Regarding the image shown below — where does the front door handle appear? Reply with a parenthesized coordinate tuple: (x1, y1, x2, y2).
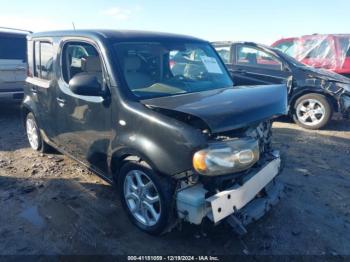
(231, 69, 247, 74)
(56, 97, 66, 107)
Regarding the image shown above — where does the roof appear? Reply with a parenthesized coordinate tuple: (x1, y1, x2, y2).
(212, 41, 234, 46)
(0, 27, 30, 36)
(29, 29, 206, 43)
(212, 41, 270, 48)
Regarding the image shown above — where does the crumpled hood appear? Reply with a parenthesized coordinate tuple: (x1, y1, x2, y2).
(141, 85, 288, 133)
(301, 66, 350, 84)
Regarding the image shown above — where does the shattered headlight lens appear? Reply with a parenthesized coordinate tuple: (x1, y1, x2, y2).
(193, 138, 260, 176)
(336, 82, 350, 92)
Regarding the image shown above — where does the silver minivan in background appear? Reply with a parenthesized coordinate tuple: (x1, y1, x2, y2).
(0, 28, 28, 103)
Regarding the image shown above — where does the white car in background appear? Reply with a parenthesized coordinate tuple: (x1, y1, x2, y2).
(0, 28, 29, 104)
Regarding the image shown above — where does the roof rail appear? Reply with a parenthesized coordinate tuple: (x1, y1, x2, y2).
(0, 27, 32, 34)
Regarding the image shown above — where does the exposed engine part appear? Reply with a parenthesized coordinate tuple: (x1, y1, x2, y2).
(211, 121, 273, 155)
(245, 121, 273, 154)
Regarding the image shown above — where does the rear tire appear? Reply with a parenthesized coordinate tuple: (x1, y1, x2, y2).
(118, 161, 175, 235)
(25, 112, 50, 153)
(293, 93, 332, 130)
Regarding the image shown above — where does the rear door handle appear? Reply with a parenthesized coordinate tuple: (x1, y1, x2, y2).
(56, 97, 66, 106)
(16, 66, 25, 71)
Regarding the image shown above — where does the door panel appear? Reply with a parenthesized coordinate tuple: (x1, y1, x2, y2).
(14, 62, 27, 82)
(56, 82, 112, 173)
(227, 63, 266, 85)
(0, 60, 18, 92)
(55, 41, 112, 174)
(231, 44, 291, 86)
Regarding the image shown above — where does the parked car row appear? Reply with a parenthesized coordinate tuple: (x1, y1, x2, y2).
(213, 41, 350, 129)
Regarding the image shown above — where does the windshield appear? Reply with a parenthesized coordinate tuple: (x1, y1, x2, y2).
(113, 42, 233, 99)
(274, 41, 296, 57)
(274, 48, 307, 67)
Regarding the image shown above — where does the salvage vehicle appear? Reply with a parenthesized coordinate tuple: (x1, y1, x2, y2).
(0, 27, 29, 104)
(213, 41, 350, 129)
(272, 34, 350, 78)
(23, 30, 287, 235)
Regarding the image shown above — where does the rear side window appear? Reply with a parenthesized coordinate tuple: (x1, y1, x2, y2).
(236, 45, 283, 70)
(34, 41, 54, 80)
(339, 37, 350, 58)
(0, 34, 27, 61)
(302, 39, 334, 60)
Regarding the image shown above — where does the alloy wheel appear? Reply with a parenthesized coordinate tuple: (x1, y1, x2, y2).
(26, 117, 40, 150)
(296, 99, 326, 127)
(123, 170, 161, 227)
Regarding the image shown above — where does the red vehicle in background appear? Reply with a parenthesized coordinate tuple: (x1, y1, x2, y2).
(272, 34, 350, 78)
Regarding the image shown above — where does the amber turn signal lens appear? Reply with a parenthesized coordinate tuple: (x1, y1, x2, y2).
(193, 151, 207, 172)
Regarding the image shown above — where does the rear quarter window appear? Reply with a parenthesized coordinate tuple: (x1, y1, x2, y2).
(34, 41, 54, 80)
(338, 37, 350, 58)
(0, 34, 27, 61)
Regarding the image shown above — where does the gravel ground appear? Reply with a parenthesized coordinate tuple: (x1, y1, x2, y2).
(0, 105, 349, 255)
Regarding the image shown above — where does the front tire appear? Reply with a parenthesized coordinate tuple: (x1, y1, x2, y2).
(293, 93, 332, 130)
(118, 161, 175, 235)
(25, 112, 50, 152)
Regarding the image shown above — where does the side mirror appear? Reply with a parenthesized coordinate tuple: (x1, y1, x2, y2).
(69, 74, 103, 96)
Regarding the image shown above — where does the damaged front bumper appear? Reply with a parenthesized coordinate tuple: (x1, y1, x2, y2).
(176, 152, 283, 230)
(340, 93, 350, 118)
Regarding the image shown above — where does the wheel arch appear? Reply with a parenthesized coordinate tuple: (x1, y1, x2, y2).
(21, 97, 41, 126)
(289, 89, 338, 114)
(21, 104, 31, 126)
(110, 148, 162, 183)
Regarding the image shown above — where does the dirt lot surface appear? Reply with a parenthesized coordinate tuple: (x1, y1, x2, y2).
(0, 105, 349, 255)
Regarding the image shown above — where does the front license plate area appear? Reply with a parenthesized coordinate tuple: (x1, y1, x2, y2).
(207, 158, 280, 223)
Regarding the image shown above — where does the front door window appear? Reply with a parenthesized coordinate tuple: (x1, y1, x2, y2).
(236, 45, 283, 71)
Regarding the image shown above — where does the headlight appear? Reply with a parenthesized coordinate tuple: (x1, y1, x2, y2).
(193, 138, 260, 176)
(336, 82, 350, 92)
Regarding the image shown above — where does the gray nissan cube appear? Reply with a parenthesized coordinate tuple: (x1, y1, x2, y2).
(23, 30, 288, 235)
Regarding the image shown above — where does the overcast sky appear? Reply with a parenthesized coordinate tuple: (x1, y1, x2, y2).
(1, 0, 349, 44)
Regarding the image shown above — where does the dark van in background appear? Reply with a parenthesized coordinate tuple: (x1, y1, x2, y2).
(0, 28, 28, 103)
